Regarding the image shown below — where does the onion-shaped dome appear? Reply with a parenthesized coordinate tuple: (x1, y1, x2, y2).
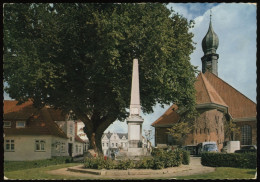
(202, 19, 219, 55)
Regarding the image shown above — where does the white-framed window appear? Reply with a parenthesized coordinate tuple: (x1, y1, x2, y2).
(16, 121, 26, 128)
(116, 143, 118, 147)
(112, 143, 114, 147)
(107, 143, 108, 147)
(76, 145, 78, 153)
(5, 139, 15, 151)
(61, 143, 65, 152)
(79, 146, 81, 153)
(4, 121, 11, 128)
(35, 140, 45, 151)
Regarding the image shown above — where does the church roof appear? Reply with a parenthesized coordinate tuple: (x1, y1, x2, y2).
(203, 72, 256, 118)
(195, 72, 228, 107)
(151, 71, 256, 127)
(151, 105, 179, 127)
(4, 100, 68, 139)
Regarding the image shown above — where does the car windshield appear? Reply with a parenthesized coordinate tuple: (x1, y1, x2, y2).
(204, 144, 217, 150)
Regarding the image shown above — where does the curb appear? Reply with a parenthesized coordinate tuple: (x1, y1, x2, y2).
(67, 165, 192, 176)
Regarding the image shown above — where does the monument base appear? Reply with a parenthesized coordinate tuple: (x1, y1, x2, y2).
(116, 148, 150, 160)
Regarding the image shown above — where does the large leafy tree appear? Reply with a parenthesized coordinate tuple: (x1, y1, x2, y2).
(4, 3, 197, 153)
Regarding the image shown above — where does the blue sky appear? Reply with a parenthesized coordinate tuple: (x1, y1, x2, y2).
(4, 3, 257, 146)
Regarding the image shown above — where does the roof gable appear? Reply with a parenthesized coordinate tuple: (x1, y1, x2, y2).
(151, 104, 180, 127)
(195, 72, 228, 107)
(204, 72, 256, 119)
(4, 100, 68, 139)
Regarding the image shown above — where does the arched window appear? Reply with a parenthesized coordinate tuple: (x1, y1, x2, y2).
(241, 125, 252, 145)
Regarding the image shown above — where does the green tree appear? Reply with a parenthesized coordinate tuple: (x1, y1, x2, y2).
(167, 121, 193, 145)
(4, 3, 197, 153)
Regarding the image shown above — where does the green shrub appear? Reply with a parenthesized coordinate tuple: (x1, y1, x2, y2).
(84, 149, 184, 170)
(181, 150, 190, 165)
(201, 152, 256, 169)
(137, 157, 154, 169)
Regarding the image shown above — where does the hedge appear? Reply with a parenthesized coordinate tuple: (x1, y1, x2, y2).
(84, 148, 189, 170)
(4, 156, 73, 172)
(201, 152, 256, 169)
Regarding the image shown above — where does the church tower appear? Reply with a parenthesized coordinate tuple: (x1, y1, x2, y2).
(201, 12, 219, 76)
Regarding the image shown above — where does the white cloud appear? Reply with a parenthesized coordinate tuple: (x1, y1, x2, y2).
(190, 3, 256, 102)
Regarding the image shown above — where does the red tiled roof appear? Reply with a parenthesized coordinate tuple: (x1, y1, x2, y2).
(195, 73, 228, 107)
(4, 100, 38, 120)
(4, 100, 68, 139)
(75, 135, 85, 143)
(151, 71, 256, 127)
(151, 105, 180, 127)
(204, 71, 256, 118)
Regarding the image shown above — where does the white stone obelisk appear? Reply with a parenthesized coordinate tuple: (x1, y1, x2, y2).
(127, 59, 144, 150)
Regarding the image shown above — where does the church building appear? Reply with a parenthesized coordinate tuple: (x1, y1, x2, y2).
(151, 15, 257, 151)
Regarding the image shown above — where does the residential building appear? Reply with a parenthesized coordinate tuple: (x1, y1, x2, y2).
(75, 121, 89, 152)
(101, 131, 149, 157)
(3, 100, 85, 161)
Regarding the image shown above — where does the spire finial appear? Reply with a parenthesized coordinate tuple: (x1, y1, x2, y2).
(210, 9, 212, 22)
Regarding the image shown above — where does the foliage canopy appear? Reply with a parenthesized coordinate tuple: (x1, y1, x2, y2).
(4, 3, 197, 152)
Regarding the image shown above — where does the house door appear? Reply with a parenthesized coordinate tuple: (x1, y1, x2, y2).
(68, 143, 73, 157)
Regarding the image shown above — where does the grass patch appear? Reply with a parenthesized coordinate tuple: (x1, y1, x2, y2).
(4, 164, 256, 180)
(4, 156, 73, 172)
(4, 163, 87, 180)
(175, 167, 256, 179)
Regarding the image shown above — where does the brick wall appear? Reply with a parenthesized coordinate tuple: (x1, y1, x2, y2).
(154, 109, 225, 151)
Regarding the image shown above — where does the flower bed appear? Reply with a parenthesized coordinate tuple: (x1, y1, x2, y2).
(84, 148, 190, 170)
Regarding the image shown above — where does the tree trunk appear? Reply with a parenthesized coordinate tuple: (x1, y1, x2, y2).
(75, 110, 117, 156)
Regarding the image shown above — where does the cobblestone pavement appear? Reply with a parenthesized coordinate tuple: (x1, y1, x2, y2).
(47, 156, 216, 179)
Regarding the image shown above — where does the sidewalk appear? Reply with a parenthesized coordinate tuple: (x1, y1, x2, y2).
(47, 157, 216, 179)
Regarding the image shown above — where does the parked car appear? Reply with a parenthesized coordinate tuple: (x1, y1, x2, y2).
(197, 142, 218, 155)
(234, 145, 257, 153)
(182, 145, 197, 155)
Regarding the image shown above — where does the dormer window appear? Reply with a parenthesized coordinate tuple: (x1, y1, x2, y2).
(16, 121, 26, 128)
(4, 121, 11, 128)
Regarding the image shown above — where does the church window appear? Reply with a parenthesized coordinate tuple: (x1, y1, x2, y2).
(241, 125, 252, 145)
